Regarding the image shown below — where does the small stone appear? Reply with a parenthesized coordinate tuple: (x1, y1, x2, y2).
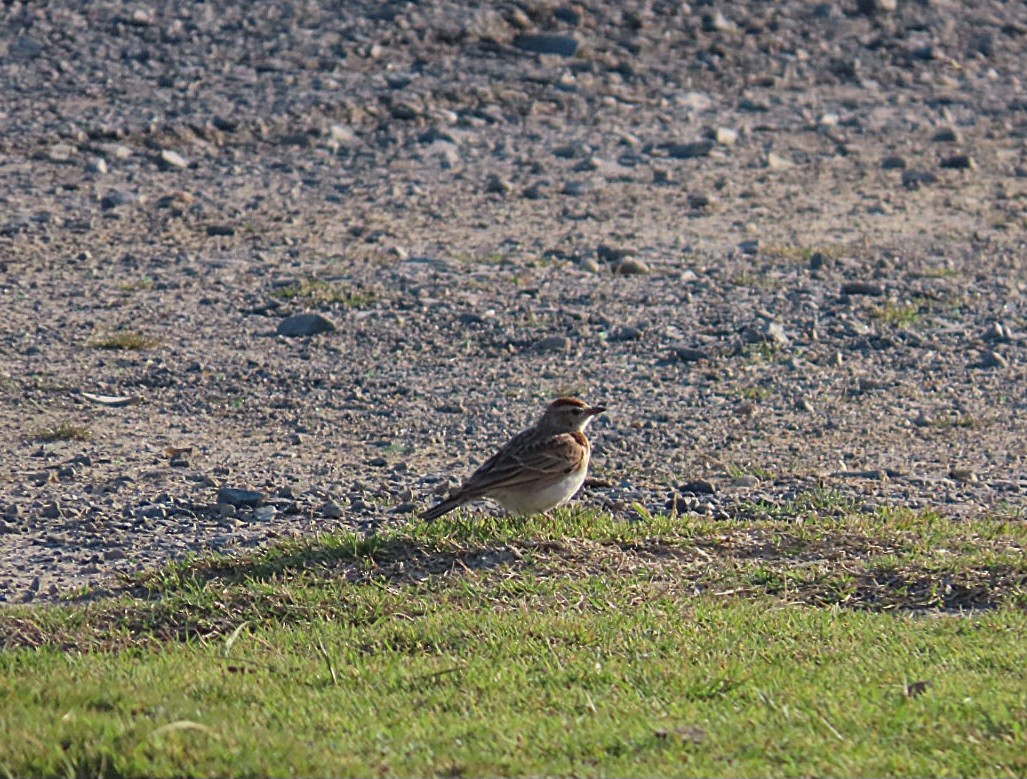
(983, 322, 1011, 342)
(667, 141, 714, 159)
(532, 335, 571, 353)
(100, 189, 138, 210)
(766, 152, 793, 170)
(731, 474, 761, 489)
(738, 239, 760, 256)
(808, 251, 829, 270)
(679, 479, 716, 495)
(391, 501, 418, 515)
(47, 143, 77, 163)
(688, 192, 714, 210)
(277, 312, 337, 337)
(902, 170, 937, 189)
(857, 0, 896, 14)
(579, 258, 601, 273)
(41, 502, 61, 519)
(840, 281, 884, 297)
(701, 11, 733, 32)
(217, 487, 264, 507)
(330, 124, 359, 145)
(512, 33, 579, 57)
(85, 157, 108, 174)
(10, 36, 44, 61)
(614, 258, 650, 275)
(319, 501, 344, 518)
(672, 346, 710, 362)
(206, 224, 235, 236)
(976, 350, 1008, 369)
(485, 174, 511, 195)
(252, 506, 276, 522)
(158, 150, 188, 169)
(948, 467, 978, 484)
(609, 325, 643, 342)
(881, 155, 907, 170)
(931, 128, 960, 143)
(796, 397, 815, 413)
(940, 154, 975, 170)
(766, 322, 789, 346)
(714, 127, 738, 146)
(597, 244, 630, 263)
(913, 410, 934, 427)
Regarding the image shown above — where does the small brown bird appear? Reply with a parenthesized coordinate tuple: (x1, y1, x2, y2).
(422, 397, 606, 521)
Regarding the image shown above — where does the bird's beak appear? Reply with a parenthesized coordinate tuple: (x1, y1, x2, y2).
(588, 405, 607, 416)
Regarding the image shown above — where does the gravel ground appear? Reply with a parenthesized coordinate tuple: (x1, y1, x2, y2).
(1, 0, 1025, 603)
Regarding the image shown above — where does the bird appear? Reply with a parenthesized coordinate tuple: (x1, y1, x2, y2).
(421, 397, 606, 521)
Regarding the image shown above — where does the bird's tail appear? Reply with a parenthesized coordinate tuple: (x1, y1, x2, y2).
(421, 494, 467, 522)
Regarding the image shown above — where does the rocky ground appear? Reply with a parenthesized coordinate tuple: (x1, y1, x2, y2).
(1, 0, 1025, 603)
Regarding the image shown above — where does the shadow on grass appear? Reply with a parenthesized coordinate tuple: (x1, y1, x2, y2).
(1, 515, 1024, 652)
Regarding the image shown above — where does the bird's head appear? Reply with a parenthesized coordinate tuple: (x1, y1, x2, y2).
(539, 397, 606, 434)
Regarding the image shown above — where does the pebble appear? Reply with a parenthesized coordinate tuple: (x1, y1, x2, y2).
(931, 128, 960, 143)
(277, 312, 337, 337)
(713, 127, 738, 145)
(940, 154, 975, 170)
(840, 281, 884, 297)
(976, 350, 1008, 369)
(679, 479, 716, 495)
(687, 192, 716, 210)
(217, 486, 264, 507)
(608, 325, 643, 342)
(731, 474, 761, 489)
(85, 157, 108, 174)
(667, 141, 713, 159)
(881, 155, 906, 170)
(485, 174, 512, 195)
(901, 170, 936, 189)
(100, 190, 138, 210)
(948, 468, 978, 484)
(614, 258, 650, 275)
(10, 35, 44, 61)
(857, 0, 896, 14)
(319, 501, 344, 518)
(766, 322, 790, 346)
(766, 152, 793, 170)
(983, 322, 1011, 342)
(252, 506, 276, 522)
(672, 346, 710, 362)
(532, 335, 571, 353)
(47, 143, 77, 163)
(512, 33, 579, 57)
(158, 150, 189, 170)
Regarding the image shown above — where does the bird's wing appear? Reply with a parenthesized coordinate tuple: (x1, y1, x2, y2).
(456, 432, 587, 498)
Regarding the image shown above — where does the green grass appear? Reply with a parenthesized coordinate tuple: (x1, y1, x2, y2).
(90, 331, 159, 350)
(270, 277, 375, 308)
(1, 509, 1024, 777)
(31, 421, 92, 442)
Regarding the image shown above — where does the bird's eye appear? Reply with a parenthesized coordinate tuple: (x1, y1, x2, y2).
(572, 408, 583, 415)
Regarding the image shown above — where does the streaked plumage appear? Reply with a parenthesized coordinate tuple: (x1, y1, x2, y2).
(422, 397, 606, 521)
